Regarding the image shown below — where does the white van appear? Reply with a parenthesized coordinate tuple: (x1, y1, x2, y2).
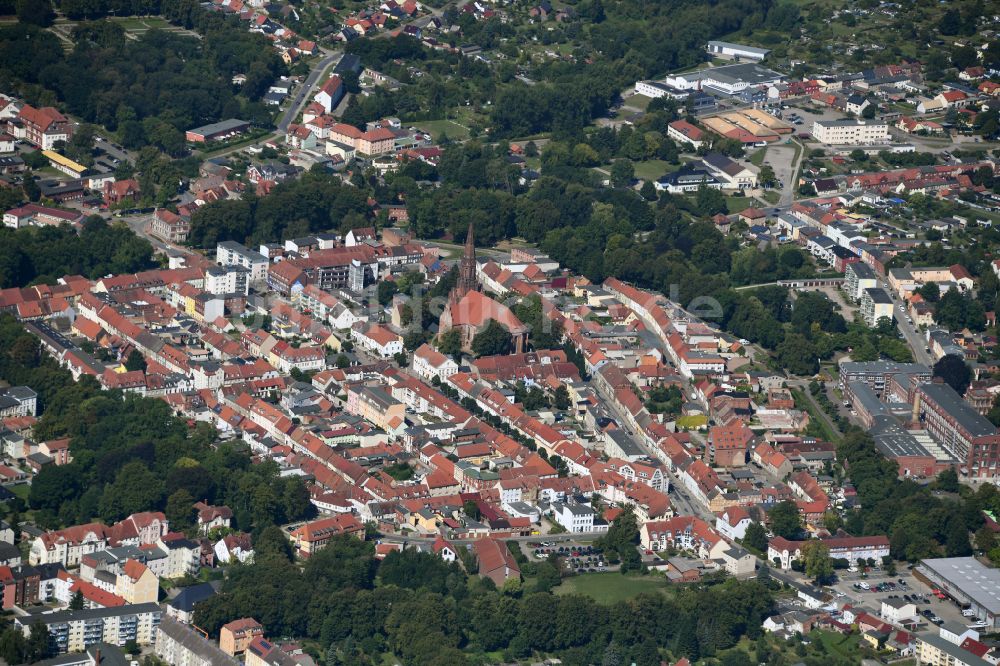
(858, 582, 870, 590)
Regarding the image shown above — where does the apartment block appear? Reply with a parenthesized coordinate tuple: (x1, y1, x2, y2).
(811, 119, 889, 145)
(16, 603, 161, 654)
(917, 382, 1000, 479)
(216, 241, 269, 283)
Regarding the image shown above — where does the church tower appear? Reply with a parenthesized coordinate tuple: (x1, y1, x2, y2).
(454, 222, 478, 300)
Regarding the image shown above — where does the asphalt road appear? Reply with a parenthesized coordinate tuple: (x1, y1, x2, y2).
(278, 50, 342, 132)
(885, 285, 933, 367)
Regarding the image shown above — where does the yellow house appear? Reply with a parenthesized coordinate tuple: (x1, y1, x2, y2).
(115, 559, 158, 604)
(861, 629, 887, 650)
(410, 508, 440, 531)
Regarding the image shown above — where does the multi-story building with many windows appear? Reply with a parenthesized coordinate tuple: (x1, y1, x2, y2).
(917, 382, 1000, 479)
(16, 603, 161, 654)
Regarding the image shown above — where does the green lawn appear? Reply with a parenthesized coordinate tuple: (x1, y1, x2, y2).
(415, 119, 471, 141)
(633, 159, 675, 182)
(749, 147, 768, 166)
(676, 414, 708, 429)
(812, 630, 866, 660)
(623, 94, 652, 111)
(555, 573, 667, 604)
(109, 16, 173, 30)
(725, 196, 754, 214)
(761, 190, 781, 205)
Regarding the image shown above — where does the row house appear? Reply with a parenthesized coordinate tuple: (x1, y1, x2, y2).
(29, 513, 169, 566)
(768, 535, 890, 569)
(639, 516, 728, 559)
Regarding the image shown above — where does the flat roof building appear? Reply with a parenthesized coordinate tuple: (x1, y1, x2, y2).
(839, 361, 931, 397)
(812, 119, 890, 146)
(860, 287, 894, 327)
(665, 63, 784, 95)
(917, 557, 1000, 628)
(186, 119, 250, 143)
(706, 40, 770, 62)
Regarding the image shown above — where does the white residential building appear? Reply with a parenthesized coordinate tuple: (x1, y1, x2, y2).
(351, 322, 403, 358)
(412, 344, 459, 382)
(216, 241, 269, 283)
(716, 506, 752, 541)
(205, 265, 250, 296)
(551, 501, 596, 533)
(811, 119, 889, 145)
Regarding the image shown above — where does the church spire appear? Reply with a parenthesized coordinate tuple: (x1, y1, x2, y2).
(455, 222, 478, 299)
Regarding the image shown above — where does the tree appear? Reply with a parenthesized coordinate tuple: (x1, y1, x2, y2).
(946, 519, 973, 557)
(975, 527, 997, 553)
(916, 281, 940, 302)
(768, 500, 802, 539)
(596, 505, 639, 565)
(69, 589, 85, 610)
(933, 354, 971, 395)
(609, 159, 634, 189)
(775, 333, 818, 376)
(16, 0, 54, 26)
(801, 540, 834, 583)
(471, 320, 513, 357)
(759, 164, 776, 188)
(165, 489, 195, 530)
(124, 349, 147, 372)
(99, 461, 165, 522)
(861, 103, 878, 119)
(934, 467, 959, 493)
(438, 329, 462, 358)
(0, 627, 25, 666)
(553, 384, 571, 410)
(695, 184, 727, 217)
(26, 622, 51, 663)
(22, 175, 40, 202)
(463, 499, 481, 521)
(743, 521, 768, 552)
(639, 180, 658, 201)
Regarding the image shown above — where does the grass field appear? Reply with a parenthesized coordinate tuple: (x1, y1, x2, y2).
(623, 94, 653, 111)
(749, 147, 768, 166)
(109, 16, 171, 29)
(555, 573, 667, 604)
(761, 190, 781, 205)
(416, 119, 471, 141)
(676, 414, 708, 429)
(725, 196, 753, 214)
(633, 159, 674, 182)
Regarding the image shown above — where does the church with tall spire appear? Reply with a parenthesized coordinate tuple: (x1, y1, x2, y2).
(453, 222, 479, 301)
(438, 222, 529, 354)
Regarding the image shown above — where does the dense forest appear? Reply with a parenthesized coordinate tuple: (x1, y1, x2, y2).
(0, 217, 155, 289)
(186, 172, 372, 248)
(194, 539, 776, 666)
(0, 1, 284, 154)
(0, 315, 314, 531)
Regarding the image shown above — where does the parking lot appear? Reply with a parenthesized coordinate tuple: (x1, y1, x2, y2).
(826, 567, 978, 631)
(523, 541, 619, 574)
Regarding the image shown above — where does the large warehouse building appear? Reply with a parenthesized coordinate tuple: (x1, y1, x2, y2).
(916, 557, 1000, 628)
(185, 119, 250, 143)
